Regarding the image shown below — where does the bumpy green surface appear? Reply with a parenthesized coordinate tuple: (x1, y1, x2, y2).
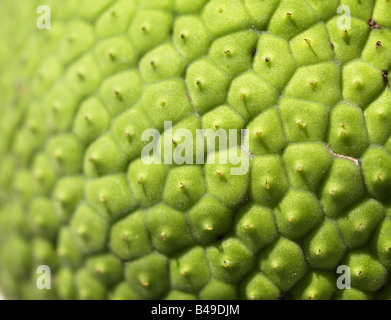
(0, 0, 390, 300)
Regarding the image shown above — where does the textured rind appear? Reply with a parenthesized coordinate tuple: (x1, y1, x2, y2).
(0, 0, 390, 300)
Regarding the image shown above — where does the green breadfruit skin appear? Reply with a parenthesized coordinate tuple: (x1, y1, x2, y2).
(0, 0, 391, 301)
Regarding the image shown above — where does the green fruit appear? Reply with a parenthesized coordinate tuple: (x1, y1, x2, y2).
(0, 0, 391, 300)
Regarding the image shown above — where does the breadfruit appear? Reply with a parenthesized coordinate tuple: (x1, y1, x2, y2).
(0, 0, 391, 300)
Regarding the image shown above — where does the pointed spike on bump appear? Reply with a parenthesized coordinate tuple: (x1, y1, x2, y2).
(95, 268, 102, 275)
(215, 170, 225, 177)
(76, 71, 85, 80)
(161, 233, 167, 241)
(179, 182, 185, 189)
(265, 180, 271, 190)
(140, 279, 149, 287)
(296, 120, 306, 128)
(339, 129, 347, 137)
(54, 150, 62, 160)
(382, 70, 389, 86)
(35, 171, 43, 181)
(56, 249, 65, 257)
(304, 39, 312, 45)
(77, 226, 87, 237)
(108, 51, 115, 61)
(56, 194, 65, 203)
(377, 109, 385, 117)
